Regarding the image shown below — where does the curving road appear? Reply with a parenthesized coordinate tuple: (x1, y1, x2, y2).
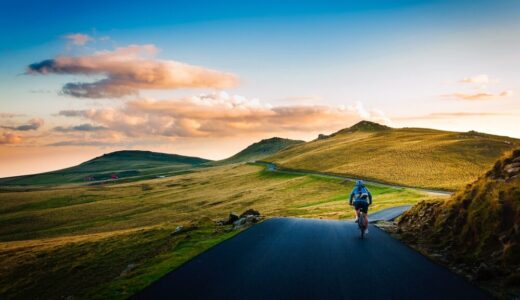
(133, 217, 489, 299)
(368, 205, 412, 222)
(256, 162, 453, 196)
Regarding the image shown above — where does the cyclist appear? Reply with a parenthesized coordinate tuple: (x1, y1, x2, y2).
(349, 180, 372, 232)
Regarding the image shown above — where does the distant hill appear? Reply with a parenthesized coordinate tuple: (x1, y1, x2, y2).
(398, 149, 520, 298)
(0, 136, 305, 186)
(216, 137, 304, 164)
(266, 120, 520, 190)
(0, 150, 211, 186)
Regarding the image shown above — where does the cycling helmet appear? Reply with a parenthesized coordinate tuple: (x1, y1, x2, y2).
(356, 180, 365, 186)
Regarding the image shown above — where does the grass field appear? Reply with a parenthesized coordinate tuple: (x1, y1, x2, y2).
(266, 121, 519, 190)
(0, 163, 438, 299)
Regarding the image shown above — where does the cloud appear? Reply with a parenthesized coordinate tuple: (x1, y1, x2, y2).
(48, 140, 114, 147)
(0, 113, 24, 118)
(0, 133, 22, 144)
(394, 112, 509, 121)
(1, 118, 44, 131)
(447, 90, 513, 101)
(27, 45, 238, 98)
(58, 92, 390, 138)
(448, 74, 513, 100)
(64, 33, 92, 46)
(346, 102, 392, 125)
(450, 92, 494, 100)
(499, 90, 513, 97)
(459, 74, 490, 84)
(54, 123, 108, 132)
(58, 110, 85, 117)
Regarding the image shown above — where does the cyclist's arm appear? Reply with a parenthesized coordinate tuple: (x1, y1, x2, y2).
(349, 190, 355, 205)
(368, 191, 373, 205)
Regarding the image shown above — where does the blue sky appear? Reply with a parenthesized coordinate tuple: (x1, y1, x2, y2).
(0, 0, 519, 176)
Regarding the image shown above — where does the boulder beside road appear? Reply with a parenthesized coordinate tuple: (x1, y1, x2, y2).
(217, 209, 263, 229)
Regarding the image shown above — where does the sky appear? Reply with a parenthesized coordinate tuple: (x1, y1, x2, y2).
(0, 0, 519, 177)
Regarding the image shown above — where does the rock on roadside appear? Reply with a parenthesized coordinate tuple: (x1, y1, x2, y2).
(217, 209, 263, 229)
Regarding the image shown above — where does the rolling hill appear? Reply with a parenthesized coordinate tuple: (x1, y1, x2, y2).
(216, 137, 304, 165)
(0, 163, 431, 299)
(0, 137, 304, 186)
(265, 121, 520, 190)
(397, 148, 520, 298)
(0, 150, 211, 186)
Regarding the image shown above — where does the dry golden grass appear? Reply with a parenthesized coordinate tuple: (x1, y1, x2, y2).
(397, 149, 520, 298)
(267, 127, 519, 190)
(0, 163, 437, 299)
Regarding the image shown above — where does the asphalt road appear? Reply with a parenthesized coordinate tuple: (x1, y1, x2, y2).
(369, 205, 412, 222)
(134, 218, 489, 300)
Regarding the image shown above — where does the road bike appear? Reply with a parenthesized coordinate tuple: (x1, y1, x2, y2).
(357, 210, 368, 239)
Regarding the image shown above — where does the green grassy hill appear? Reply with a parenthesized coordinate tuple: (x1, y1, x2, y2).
(265, 121, 519, 190)
(0, 150, 211, 186)
(215, 137, 304, 165)
(397, 149, 520, 298)
(0, 137, 305, 186)
(0, 163, 433, 299)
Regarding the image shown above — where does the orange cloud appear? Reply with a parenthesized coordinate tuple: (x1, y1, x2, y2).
(447, 90, 513, 101)
(0, 113, 24, 118)
(64, 33, 92, 46)
(27, 45, 238, 98)
(57, 93, 389, 138)
(499, 90, 513, 97)
(451, 92, 494, 100)
(0, 133, 22, 144)
(459, 74, 490, 84)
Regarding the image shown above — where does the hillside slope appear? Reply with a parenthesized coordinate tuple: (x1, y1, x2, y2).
(0, 163, 430, 299)
(216, 137, 304, 164)
(0, 150, 211, 186)
(397, 149, 520, 298)
(266, 121, 519, 190)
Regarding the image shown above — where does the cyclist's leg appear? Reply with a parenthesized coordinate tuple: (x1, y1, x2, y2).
(353, 201, 361, 222)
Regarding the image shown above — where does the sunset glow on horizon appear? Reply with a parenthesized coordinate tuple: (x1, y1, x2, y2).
(1, 0, 519, 177)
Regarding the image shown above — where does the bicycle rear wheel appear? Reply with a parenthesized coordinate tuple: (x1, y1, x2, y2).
(359, 212, 366, 239)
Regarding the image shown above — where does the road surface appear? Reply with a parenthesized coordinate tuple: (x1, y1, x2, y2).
(134, 218, 488, 299)
(369, 205, 412, 222)
(256, 162, 452, 196)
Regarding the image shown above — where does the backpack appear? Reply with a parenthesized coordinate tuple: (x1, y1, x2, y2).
(356, 186, 368, 201)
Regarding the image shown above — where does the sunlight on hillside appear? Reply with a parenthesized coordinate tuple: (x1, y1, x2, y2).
(268, 126, 519, 190)
(0, 164, 436, 299)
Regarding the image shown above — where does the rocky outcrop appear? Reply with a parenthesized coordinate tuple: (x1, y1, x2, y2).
(239, 209, 260, 218)
(217, 209, 263, 229)
(316, 134, 330, 140)
(487, 149, 520, 181)
(170, 225, 185, 236)
(222, 213, 239, 225)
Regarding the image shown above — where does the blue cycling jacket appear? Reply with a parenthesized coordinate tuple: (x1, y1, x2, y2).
(349, 184, 372, 205)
